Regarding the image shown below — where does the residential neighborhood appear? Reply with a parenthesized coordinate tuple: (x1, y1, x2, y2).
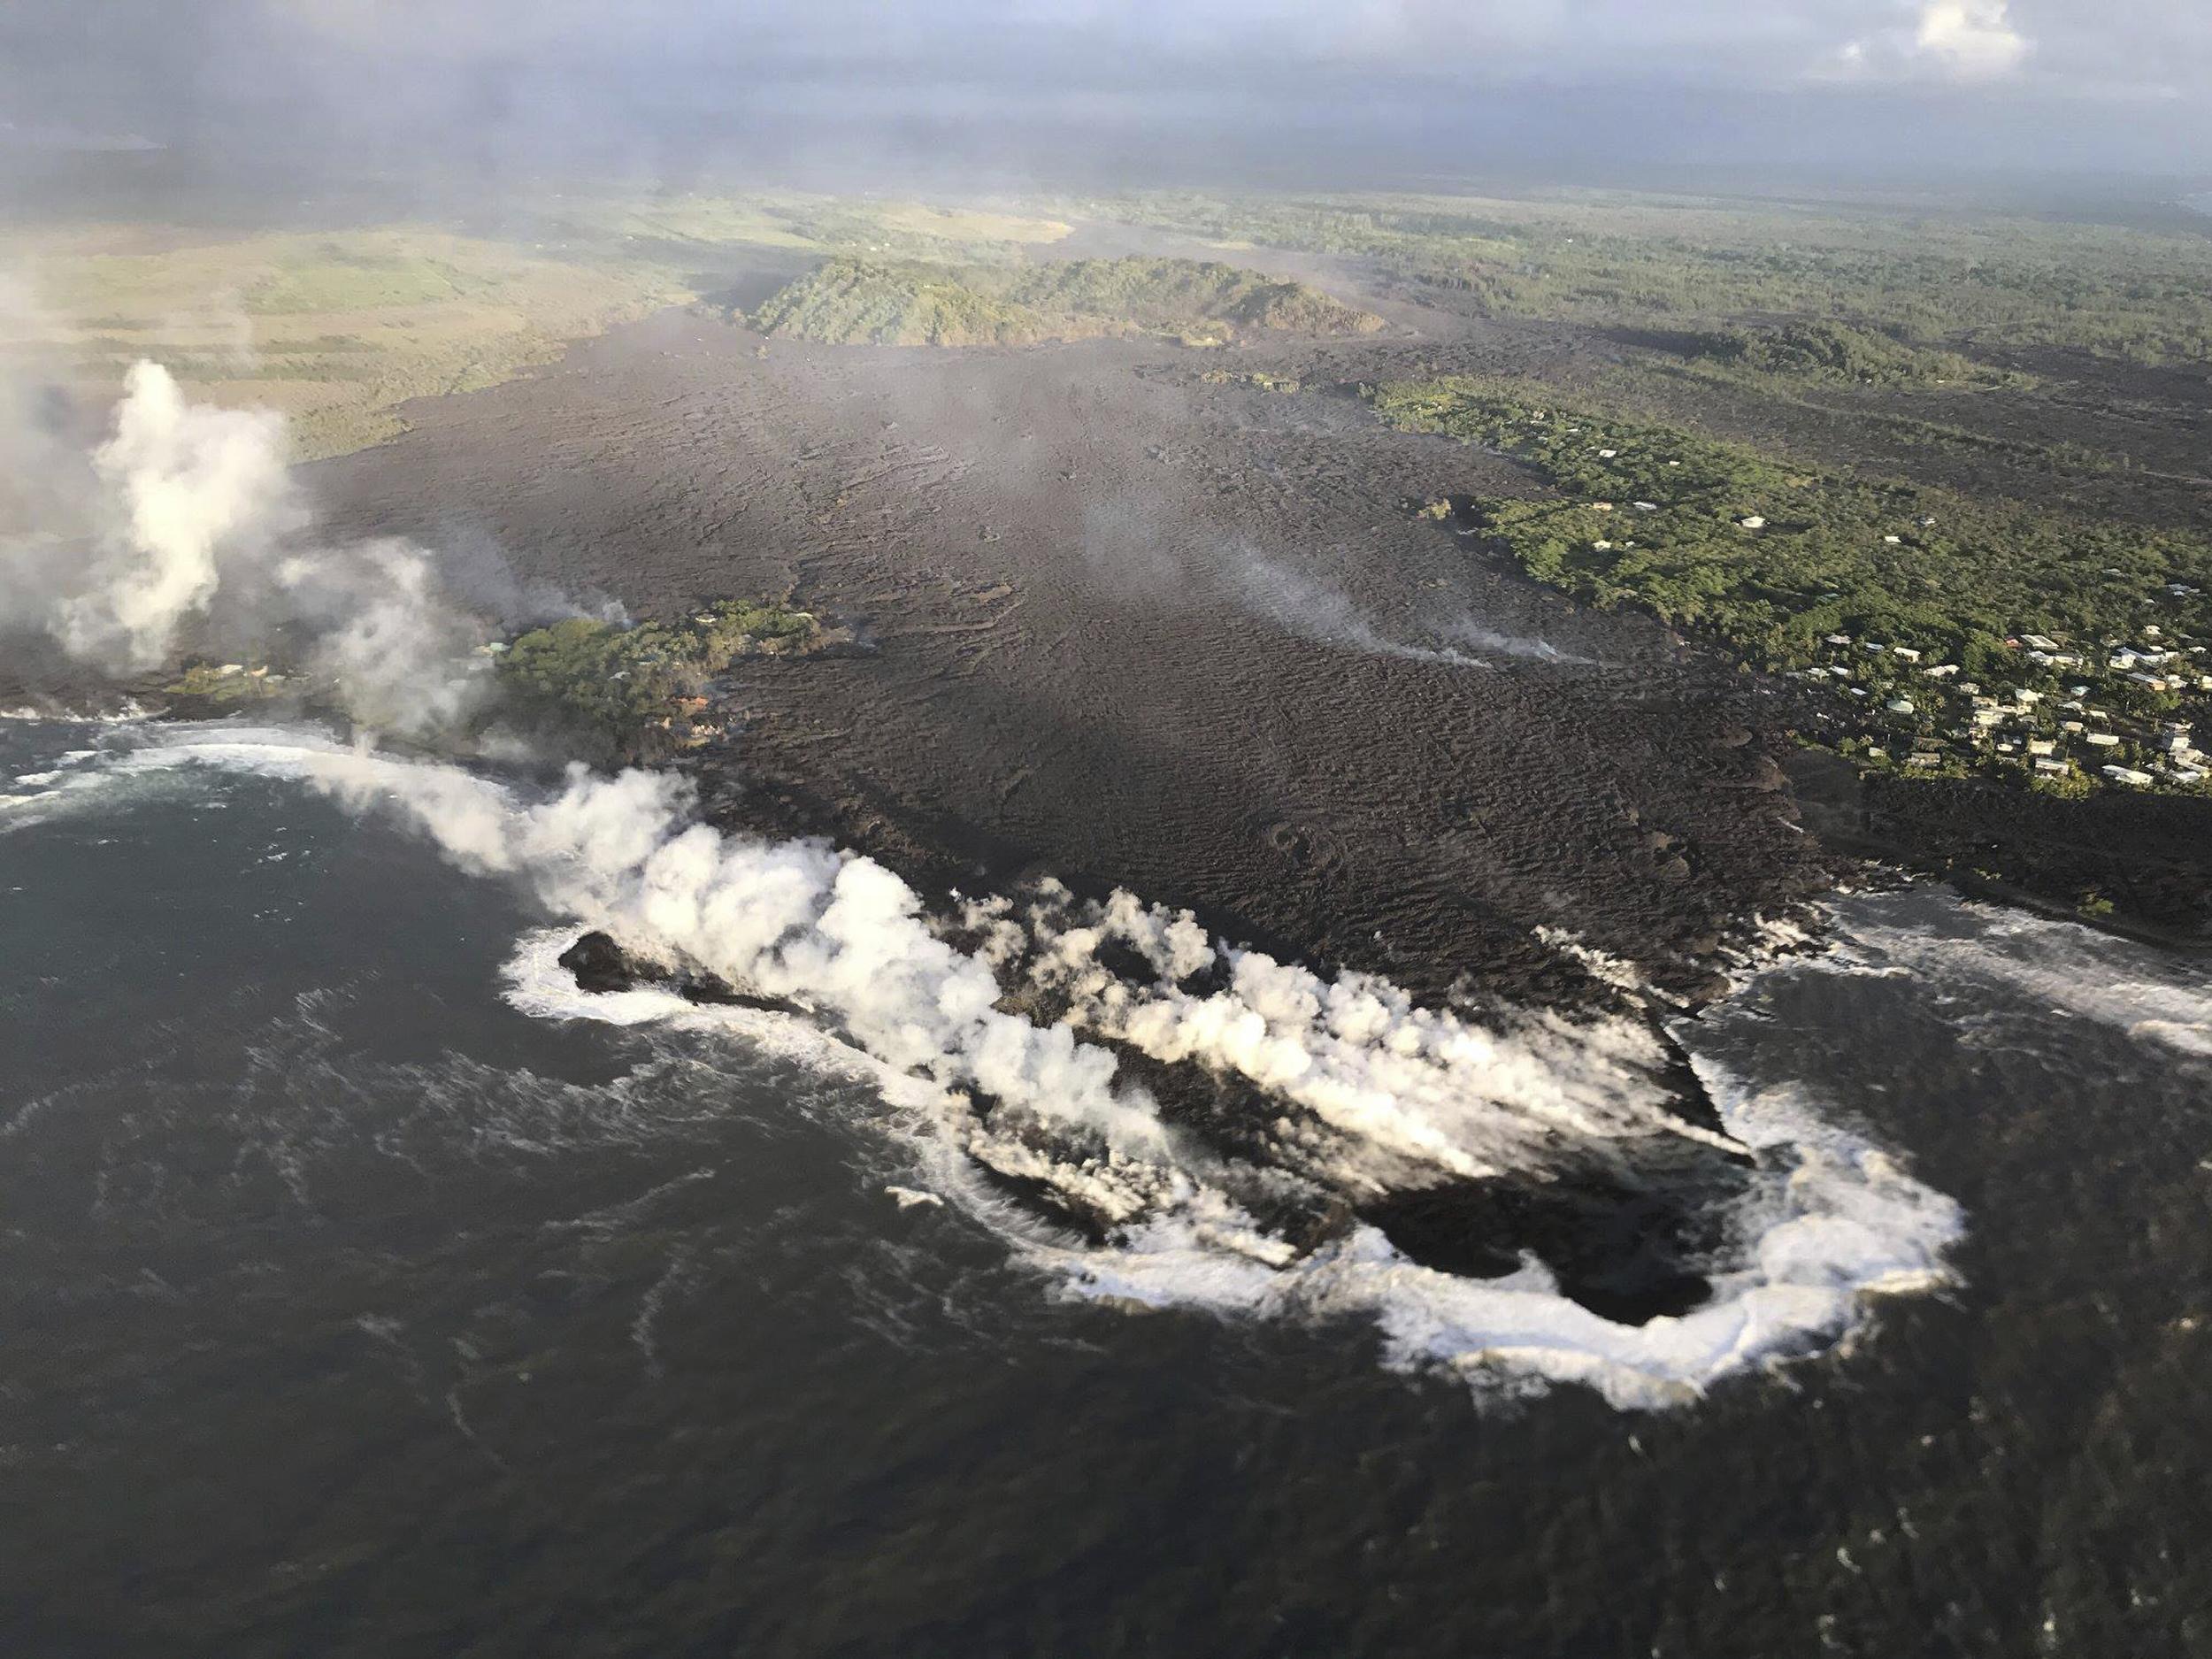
(1795, 609, 2212, 794)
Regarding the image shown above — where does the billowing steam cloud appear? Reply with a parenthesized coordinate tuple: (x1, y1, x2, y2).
(55, 362, 302, 669)
(1, 360, 498, 736)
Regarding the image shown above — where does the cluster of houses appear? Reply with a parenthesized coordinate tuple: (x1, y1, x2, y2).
(1797, 607, 2212, 793)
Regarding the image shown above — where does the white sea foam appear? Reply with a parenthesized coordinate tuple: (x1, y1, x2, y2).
(1813, 893, 2212, 1061)
(73, 725, 1969, 1409)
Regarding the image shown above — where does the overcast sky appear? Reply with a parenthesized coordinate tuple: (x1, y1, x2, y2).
(4, 1, 2208, 190)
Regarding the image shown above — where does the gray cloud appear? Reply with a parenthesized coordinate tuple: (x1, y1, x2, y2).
(2, 1, 2208, 187)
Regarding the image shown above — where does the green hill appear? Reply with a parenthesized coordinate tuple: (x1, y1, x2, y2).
(750, 256, 1386, 347)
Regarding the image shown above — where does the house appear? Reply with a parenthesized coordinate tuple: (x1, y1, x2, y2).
(2027, 739, 2056, 757)
(1598, 449, 1617, 458)
(2013, 688, 2040, 706)
(2128, 673, 2173, 692)
(1892, 646, 1922, 664)
(2170, 765, 2207, 784)
(1883, 534, 1902, 545)
(1923, 662, 1960, 679)
(1738, 515, 1766, 529)
(1907, 751, 1939, 768)
(1886, 698, 1916, 714)
(1592, 540, 1614, 551)
(1590, 502, 1615, 512)
(2062, 720, 2086, 733)
(2023, 634, 2060, 652)
(1824, 634, 1854, 647)
(1916, 514, 1939, 527)
(1863, 641, 1889, 655)
(2102, 765, 2154, 786)
(2085, 732, 2121, 747)
(1631, 501, 1659, 512)
(2034, 757, 2069, 776)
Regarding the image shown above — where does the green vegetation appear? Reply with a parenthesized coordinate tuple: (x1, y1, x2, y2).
(495, 601, 823, 760)
(1084, 190, 2212, 366)
(750, 257, 1384, 347)
(162, 663, 289, 705)
(1656, 320, 2006, 388)
(1199, 367, 1303, 393)
(1367, 375, 2212, 667)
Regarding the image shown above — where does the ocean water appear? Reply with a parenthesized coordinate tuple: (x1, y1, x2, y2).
(4, 716, 2210, 1657)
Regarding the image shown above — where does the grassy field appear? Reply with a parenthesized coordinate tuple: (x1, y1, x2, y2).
(6, 227, 692, 459)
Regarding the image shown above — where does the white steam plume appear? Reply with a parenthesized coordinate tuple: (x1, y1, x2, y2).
(56, 362, 302, 670)
(990, 884, 1745, 1192)
(280, 539, 492, 738)
(1229, 555, 1578, 667)
(165, 741, 1173, 1157)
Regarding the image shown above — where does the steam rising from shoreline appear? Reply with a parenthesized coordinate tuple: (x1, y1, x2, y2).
(77, 726, 1963, 1408)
